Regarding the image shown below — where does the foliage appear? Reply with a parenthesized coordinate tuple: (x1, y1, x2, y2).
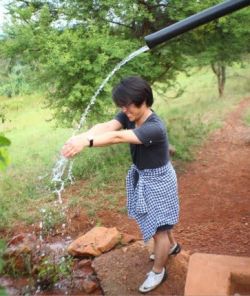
(172, 0, 250, 96)
(0, 134, 11, 170)
(0, 1, 201, 124)
(169, 0, 250, 62)
(0, 0, 249, 121)
(0, 62, 36, 97)
(36, 255, 74, 290)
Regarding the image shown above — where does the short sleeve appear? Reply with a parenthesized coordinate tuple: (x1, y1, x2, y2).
(133, 122, 165, 147)
(114, 112, 128, 129)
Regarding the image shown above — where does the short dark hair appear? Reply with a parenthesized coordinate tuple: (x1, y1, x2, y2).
(112, 76, 153, 108)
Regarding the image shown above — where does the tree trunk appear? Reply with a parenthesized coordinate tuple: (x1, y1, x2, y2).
(211, 62, 226, 97)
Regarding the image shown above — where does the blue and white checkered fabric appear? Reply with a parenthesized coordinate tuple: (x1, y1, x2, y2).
(126, 161, 179, 242)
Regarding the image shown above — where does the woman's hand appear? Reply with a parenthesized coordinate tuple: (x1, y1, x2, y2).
(61, 133, 88, 158)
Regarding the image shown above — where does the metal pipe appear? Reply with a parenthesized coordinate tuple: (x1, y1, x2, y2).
(144, 0, 250, 49)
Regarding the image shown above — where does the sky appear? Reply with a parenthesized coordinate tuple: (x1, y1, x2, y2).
(0, 0, 9, 33)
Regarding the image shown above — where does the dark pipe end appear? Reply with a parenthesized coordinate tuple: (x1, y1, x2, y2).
(144, 0, 250, 49)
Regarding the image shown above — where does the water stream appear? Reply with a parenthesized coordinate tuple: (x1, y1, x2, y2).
(51, 45, 149, 203)
(36, 45, 150, 242)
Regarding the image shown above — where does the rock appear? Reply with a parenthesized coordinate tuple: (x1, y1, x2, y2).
(54, 277, 100, 295)
(120, 233, 139, 245)
(93, 241, 150, 296)
(0, 276, 27, 296)
(4, 239, 35, 272)
(68, 227, 121, 257)
(93, 242, 189, 296)
(122, 247, 128, 253)
(7, 233, 35, 247)
(73, 266, 94, 278)
(6, 232, 36, 246)
(4, 234, 71, 276)
(82, 279, 99, 293)
(77, 259, 92, 269)
(3, 233, 103, 295)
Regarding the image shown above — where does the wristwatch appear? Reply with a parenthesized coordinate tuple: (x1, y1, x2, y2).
(87, 135, 94, 147)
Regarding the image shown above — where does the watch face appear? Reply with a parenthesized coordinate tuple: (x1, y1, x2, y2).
(87, 137, 93, 147)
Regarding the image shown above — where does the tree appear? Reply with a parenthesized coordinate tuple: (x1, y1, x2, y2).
(1, 0, 186, 125)
(0, 0, 249, 126)
(196, 10, 249, 97)
(171, 0, 250, 96)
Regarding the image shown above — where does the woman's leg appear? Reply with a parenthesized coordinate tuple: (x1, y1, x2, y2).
(152, 230, 170, 273)
(139, 230, 169, 292)
(167, 229, 176, 246)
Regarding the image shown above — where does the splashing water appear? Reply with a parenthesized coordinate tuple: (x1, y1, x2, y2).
(51, 45, 149, 203)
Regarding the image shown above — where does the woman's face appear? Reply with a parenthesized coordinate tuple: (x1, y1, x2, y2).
(120, 102, 147, 122)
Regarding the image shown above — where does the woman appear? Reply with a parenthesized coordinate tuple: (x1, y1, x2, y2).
(62, 76, 180, 293)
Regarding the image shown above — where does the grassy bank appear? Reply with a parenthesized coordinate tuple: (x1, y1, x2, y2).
(0, 62, 250, 229)
(155, 63, 250, 159)
(0, 94, 72, 226)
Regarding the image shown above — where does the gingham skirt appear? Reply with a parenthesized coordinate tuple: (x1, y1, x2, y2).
(126, 161, 179, 242)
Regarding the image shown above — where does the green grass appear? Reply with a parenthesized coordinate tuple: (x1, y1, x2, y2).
(0, 61, 249, 230)
(154, 62, 250, 160)
(0, 94, 72, 227)
(0, 288, 7, 296)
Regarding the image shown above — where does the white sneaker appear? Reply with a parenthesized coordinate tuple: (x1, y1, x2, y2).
(139, 268, 167, 293)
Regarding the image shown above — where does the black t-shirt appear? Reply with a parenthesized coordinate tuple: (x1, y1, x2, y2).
(115, 111, 169, 170)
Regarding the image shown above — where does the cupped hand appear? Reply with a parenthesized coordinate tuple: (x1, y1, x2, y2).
(61, 134, 87, 158)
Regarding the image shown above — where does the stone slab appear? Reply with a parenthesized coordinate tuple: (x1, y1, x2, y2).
(184, 253, 250, 296)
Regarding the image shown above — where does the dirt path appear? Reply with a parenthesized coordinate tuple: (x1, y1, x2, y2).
(176, 98, 250, 257)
